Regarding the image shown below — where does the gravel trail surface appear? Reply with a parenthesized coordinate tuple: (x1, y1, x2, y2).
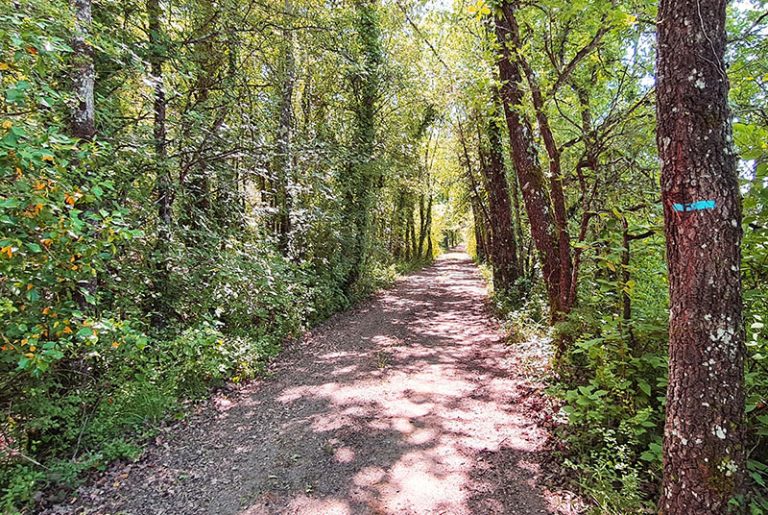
(55, 251, 576, 514)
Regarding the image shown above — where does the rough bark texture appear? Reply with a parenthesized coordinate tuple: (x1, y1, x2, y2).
(657, 0, 746, 512)
(494, 3, 562, 317)
(70, 0, 95, 141)
(481, 114, 520, 292)
(69, 0, 98, 309)
(509, 12, 572, 313)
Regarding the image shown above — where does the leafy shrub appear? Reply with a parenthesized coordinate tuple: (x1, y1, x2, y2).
(493, 280, 547, 343)
(563, 428, 654, 514)
(549, 228, 768, 512)
(0, 227, 416, 513)
(551, 310, 667, 509)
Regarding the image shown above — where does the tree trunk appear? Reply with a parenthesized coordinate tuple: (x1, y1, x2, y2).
(621, 218, 632, 323)
(512, 17, 573, 311)
(458, 119, 490, 263)
(494, 3, 563, 317)
(70, 0, 98, 309)
(657, 0, 746, 512)
(404, 200, 412, 261)
(418, 194, 427, 258)
(409, 203, 418, 260)
(148, 0, 171, 226)
(392, 191, 406, 259)
(471, 196, 487, 263)
(71, 0, 95, 141)
(509, 164, 526, 277)
(425, 193, 433, 258)
(480, 111, 520, 293)
(342, 0, 382, 291)
(147, 0, 173, 326)
(274, 0, 295, 254)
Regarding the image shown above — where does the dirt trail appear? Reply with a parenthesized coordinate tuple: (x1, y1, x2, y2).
(58, 251, 575, 514)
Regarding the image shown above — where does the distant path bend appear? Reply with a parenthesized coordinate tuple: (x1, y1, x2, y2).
(63, 251, 571, 514)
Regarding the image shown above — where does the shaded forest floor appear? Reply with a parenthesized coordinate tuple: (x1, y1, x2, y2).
(48, 251, 582, 514)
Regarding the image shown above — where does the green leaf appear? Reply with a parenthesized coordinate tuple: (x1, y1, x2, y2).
(638, 379, 651, 396)
(25, 242, 42, 253)
(0, 198, 20, 209)
(76, 327, 94, 338)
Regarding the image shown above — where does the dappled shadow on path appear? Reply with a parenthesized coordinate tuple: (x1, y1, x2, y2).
(62, 252, 557, 515)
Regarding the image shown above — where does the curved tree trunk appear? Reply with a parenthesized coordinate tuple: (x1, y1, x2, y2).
(513, 20, 572, 311)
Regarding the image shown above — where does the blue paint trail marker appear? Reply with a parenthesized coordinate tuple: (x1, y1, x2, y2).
(672, 199, 716, 213)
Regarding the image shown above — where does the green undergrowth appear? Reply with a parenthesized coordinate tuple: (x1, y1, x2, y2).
(552, 307, 666, 514)
(1, 249, 431, 513)
(489, 254, 768, 514)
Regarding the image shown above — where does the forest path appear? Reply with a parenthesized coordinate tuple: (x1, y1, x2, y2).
(63, 251, 570, 514)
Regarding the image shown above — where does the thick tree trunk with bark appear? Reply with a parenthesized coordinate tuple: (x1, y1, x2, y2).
(494, 3, 562, 316)
(480, 113, 520, 292)
(512, 19, 572, 311)
(69, 0, 98, 309)
(657, 0, 746, 512)
(71, 0, 95, 141)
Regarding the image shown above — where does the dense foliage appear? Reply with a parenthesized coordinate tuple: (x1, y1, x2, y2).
(3, 0, 768, 512)
(450, 0, 768, 512)
(0, 1, 452, 509)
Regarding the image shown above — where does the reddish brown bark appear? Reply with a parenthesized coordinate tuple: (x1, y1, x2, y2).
(657, 0, 746, 512)
(494, 3, 562, 317)
(512, 23, 572, 312)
